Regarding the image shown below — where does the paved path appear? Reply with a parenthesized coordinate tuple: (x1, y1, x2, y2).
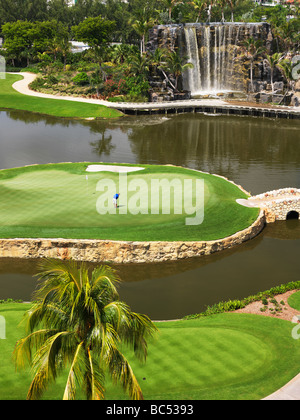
(10, 71, 300, 400)
(263, 373, 300, 400)
(11, 72, 228, 109)
(237, 194, 300, 208)
(11, 72, 300, 117)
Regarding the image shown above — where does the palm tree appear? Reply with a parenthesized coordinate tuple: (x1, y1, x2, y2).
(218, 0, 228, 22)
(131, 14, 156, 56)
(14, 259, 157, 400)
(277, 59, 295, 92)
(226, 0, 240, 22)
(127, 52, 151, 78)
(242, 37, 265, 93)
(265, 52, 284, 93)
(188, 0, 207, 23)
(161, 0, 183, 22)
(164, 50, 194, 91)
(148, 47, 172, 85)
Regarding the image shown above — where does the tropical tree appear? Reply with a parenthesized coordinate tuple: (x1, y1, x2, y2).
(277, 58, 295, 92)
(242, 37, 265, 93)
(14, 258, 157, 400)
(161, 0, 183, 22)
(226, 0, 240, 22)
(218, 0, 228, 22)
(46, 22, 71, 70)
(131, 13, 156, 56)
(164, 50, 194, 91)
(72, 16, 116, 67)
(148, 47, 174, 88)
(128, 52, 151, 77)
(2, 20, 34, 66)
(188, 0, 207, 23)
(265, 52, 284, 93)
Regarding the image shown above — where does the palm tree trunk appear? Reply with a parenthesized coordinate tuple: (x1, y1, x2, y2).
(161, 68, 176, 90)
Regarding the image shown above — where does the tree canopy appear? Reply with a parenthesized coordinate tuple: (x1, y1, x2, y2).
(14, 259, 158, 400)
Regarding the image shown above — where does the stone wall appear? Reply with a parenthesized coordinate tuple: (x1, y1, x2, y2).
(0, 210, 265, 264)
(251, 188, 300, 222)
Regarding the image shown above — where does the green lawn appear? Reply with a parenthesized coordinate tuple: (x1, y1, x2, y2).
(0, 162, 259, 241)
(1, 303, 299, 400)
(0, 73, 122, 119)
(288, 291, 300, 311)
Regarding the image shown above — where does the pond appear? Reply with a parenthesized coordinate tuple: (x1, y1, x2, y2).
(0, 108, 299, 319)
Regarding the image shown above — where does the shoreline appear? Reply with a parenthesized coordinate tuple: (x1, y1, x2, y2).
(0, 162, 264, 263)
(9, 72, 300, 120)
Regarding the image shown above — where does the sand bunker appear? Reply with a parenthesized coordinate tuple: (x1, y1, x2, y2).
(86, 164, 145, 173)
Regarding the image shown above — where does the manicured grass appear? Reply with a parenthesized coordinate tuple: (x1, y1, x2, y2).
(1, 303, 299, 400)
(0, 73, 122, 119)
(288, 291, 300, 311)
(0, 162, 259, 241)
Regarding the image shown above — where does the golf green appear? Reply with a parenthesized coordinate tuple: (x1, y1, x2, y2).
(0, 162, 259, 241)
(1, 304, 300, 400)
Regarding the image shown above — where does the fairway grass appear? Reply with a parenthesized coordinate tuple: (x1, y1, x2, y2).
(1, 303, 300, 400)
(0, 162, 259, 241)
(288, 291, 300, 311)
(0, 73, 122, 119)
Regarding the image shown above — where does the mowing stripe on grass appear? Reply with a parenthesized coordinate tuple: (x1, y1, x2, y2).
(0, 162, 259, 241)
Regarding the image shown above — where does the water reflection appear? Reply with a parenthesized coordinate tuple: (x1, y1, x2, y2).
(0, 221, 299, 320)
(1, 109, 299, 195)
(0, 109, 300, 319)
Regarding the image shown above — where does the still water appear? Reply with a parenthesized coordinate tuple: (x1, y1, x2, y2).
(0, 109, 299, 319)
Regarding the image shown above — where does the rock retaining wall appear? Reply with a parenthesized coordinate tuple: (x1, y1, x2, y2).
(0, 210, 265, 263)
(251, 188, 300, 222)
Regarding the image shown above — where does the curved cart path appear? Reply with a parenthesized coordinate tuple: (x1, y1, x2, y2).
(11, 71, 228, 108)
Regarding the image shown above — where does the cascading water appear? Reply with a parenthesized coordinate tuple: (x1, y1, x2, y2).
(183, 23, 247, 95)
(147, 22, 272, 97)
(184, 27, 202, 92)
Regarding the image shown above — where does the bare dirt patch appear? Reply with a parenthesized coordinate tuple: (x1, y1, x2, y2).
(235, 290, 300, 322)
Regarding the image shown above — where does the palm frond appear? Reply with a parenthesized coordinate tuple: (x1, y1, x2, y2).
(63, 341, 85, 400)
(85, 348, 105, 400)
(106, 346, 144, 400)
(16, 259, 157, 400)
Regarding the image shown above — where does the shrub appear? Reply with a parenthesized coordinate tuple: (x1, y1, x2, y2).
(124, 75, 150, 99)
(183, 281, 300, 320)
(30, 77, 45, 90)
(72, 71, 89, 86)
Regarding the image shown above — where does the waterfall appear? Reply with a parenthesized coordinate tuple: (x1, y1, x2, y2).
(184, 27, 202, 92)
(148, 22, 271, 96)
(182, 23, 263, 95)
(204, 26, 211, 91)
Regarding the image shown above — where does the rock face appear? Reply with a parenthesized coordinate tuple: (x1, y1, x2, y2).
(147, 22, 273, 96)
(0, 210, 265, 263)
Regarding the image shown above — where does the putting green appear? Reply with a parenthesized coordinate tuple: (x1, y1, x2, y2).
(2, 304, 300, 400)
(0, 162, 259, 241)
